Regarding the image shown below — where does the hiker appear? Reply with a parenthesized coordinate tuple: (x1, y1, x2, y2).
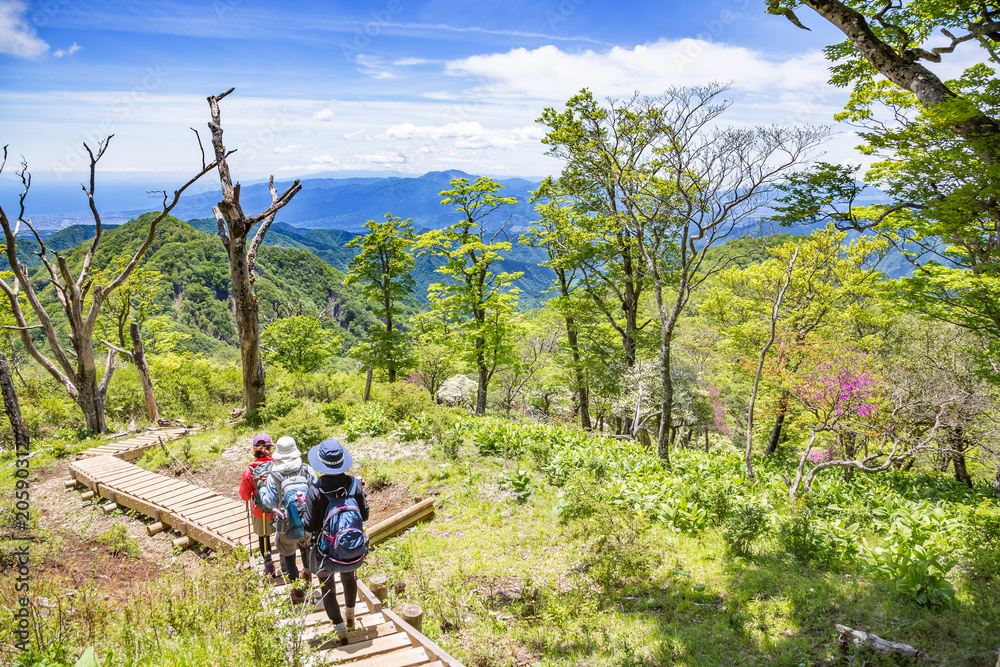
(238, 433, 276, 576)
(303, 438, 370, 640)
(259, 436, 316, 603)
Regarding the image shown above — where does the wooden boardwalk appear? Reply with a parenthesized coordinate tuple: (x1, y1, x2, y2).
(76, 427, 191, 462)
(68, 454, 253, 552)
(67, 451, 462, 666)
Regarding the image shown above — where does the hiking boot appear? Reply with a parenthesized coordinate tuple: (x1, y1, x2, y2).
(344, 607, 355, 629)
(333, 622, 348, 645)
(302, 570, 312, 585)
(289, 587, 306, 605)
(263, 559, 276, 577)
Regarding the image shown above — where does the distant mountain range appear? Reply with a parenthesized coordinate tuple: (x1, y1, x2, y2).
(12, 169, 544, 235)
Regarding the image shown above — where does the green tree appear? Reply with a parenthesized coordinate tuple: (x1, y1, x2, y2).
(417, 177, 522, 415)
(541, 85, 824, 462)
(93, 258, 163, 348)
(537, 90, 651, 368)
(525, 181, 595, 429)
(766, 0, 1000, 375)
(704, 227, 890, 472)
(260, 315, 339, 375)
(344, 213, 416, 383)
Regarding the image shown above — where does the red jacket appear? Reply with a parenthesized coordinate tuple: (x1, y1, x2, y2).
(239, 457, 274, 519)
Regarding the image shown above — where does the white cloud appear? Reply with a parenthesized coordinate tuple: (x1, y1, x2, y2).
(0, 0, 48, 58)
(446, 40, 835, 100)
(354, 151, 406, 164)
(378, 121, 545, 150)
(393, 57, 430, 66)
(273, 144, 307, 154)
(311, 154, 341, 165)
(53, 42, 81, 58)
(342, 129, 370, 142)
(313, 108, 335, 121)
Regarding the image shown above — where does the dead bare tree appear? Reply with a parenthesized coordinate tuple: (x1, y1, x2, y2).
(206, 88, 302, 415)
(0, 139, 219, 433)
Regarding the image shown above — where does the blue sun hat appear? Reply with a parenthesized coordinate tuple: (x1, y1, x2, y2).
(308, 438, 354, 475)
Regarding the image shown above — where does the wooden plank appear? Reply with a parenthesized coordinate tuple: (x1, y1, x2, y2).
(172, 497, 240, 519)
(171, 496, 237, 518)
(147, 487, 214, 506)
(318, 632, 411, 663)
(178, 503, 244, 525)
(382, 608, 462, 667)
(321, 646, 428, 667)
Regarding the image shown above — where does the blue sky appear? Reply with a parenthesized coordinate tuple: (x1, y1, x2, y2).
(0, 0, 902, 201)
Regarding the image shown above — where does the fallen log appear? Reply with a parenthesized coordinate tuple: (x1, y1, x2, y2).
(836, 624, 920, 661)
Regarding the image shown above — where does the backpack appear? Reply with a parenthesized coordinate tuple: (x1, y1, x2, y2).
(270, 465, 310, 541)
(250, 460, 273, 513)
(315, 478, 368, 572)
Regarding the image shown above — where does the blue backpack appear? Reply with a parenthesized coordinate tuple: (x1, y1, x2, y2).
(270, 465, 310, 541)
(315, 478, 368, 572)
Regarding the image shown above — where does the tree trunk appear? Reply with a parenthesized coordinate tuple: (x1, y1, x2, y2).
(472, 332, 489, 415)
(765, 391, 790, 456)
(565, 317, 591, 430)
(953, 452, 973, 489)
(130, 321, 159, 423)
(76, 371, 106, 434)
(801, 0, 1000, 164)
(363, 365, 373, 402)
(0, 351, 29, 454)
(657, 326, 673, 466)
(228, 234, 267, 415)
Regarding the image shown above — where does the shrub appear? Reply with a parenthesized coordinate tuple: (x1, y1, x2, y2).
(570, 503, 657, 593)
(95, 523, 141, 559)
(776, 514, 827, 564)
(257, 391, 299, 423)
(375, 382, 434, 421)
(272, 405, 328, 450)
(723, 504, 768, 556)
(959, 501, 1000, 583)
(343, 402, 390, 440)
(321, 401, 349, 426)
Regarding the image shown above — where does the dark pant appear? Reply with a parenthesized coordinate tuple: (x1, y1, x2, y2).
(280, 546, 310, 580)
(318, 570, 357, 625)
(257, 536, 272, 559)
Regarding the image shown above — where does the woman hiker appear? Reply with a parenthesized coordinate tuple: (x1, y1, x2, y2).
(259, 436, 316, 603)
(238, 433, 276, 576)
(303, 438, 370, 640)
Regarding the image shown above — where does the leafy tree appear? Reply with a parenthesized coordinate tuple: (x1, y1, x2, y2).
(704, 227, 890, 466)
(542, 85, 825, 462)
(345, 213, 416, 383)
(417, 177, 522, 415)
(766, 0, 1000, 375)
(92, 258, 163, 349)
(525, 181, 595, 428)
(537, 90, 651, 368)
(260, 315, 338, 375)
(409, 310, 460, 403)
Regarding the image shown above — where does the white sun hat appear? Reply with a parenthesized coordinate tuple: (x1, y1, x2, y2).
(272, 436, 302, 474)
